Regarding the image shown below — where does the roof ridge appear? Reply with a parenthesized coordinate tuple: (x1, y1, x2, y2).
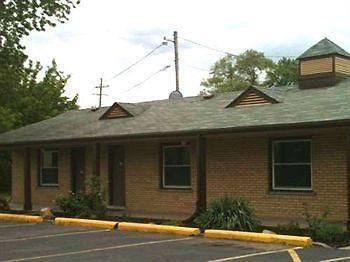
(298, 38, 350, 59)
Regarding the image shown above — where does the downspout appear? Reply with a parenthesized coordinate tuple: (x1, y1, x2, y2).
(183, 135, 207, 223)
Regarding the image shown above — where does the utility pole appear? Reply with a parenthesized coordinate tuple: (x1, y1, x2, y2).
(94, 78, 109, 108)
(173, 31, 180, 92)
(164, 31, 180, 92)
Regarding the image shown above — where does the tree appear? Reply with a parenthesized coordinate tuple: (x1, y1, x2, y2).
(201, 50, 274, 93)
(201, 50, 298, 93)
(0, 0, 80, 49)
(0, 0, 80, 193)
(0, 0, 80, 129)
(264, 57, 298, 87)
(15, 60, 79, 126)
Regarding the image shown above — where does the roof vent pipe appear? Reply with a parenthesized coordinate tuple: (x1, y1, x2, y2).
(169, 90, 183, 99)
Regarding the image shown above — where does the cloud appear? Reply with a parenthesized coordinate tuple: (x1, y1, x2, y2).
(22, 0, 350, 108)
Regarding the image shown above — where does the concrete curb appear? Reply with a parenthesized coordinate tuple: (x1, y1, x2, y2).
(0, 213, 43, 223)
(55, 217, 117, 230)
(118, 222, 201, 236)
(204, 229, 313, 247)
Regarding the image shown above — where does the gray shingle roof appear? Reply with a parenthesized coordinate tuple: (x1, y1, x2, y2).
(298, 38, 350, 59)
(1, 82, 350, 146)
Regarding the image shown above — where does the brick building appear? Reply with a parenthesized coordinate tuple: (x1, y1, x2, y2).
(1, 38, 350, 225)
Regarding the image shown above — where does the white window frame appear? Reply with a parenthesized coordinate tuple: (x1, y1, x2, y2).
(162, 145, 191, 189)
(272, 139, 312, 191)
(40, 149, 59, 187)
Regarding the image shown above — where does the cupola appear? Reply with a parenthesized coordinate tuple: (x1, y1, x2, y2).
(298, 38, 350, 89)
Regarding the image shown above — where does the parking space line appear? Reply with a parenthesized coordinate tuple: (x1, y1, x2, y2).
(3, 237, 192, 262)
(320, 257, 350, 262)
(0, 224, 36, 229)
(0, 229, 110, 243)
(207, 247, 303, 262)
(288, 248, 301, 262)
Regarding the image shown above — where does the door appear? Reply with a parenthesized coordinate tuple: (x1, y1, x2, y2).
(71, 147, 86, 193)
(108, 145, 125, 206)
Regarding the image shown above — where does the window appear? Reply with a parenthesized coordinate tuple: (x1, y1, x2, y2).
(39, 149, 58, 186)
(272, 139, 312, 191)
(162, 145, 191, 188)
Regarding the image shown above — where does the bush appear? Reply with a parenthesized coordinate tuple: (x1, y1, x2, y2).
(0, 197, 9, 211)
(194, 196, 259, 232)
(56, 176, 106, 219)
(272, 222, 307, 236)
(303, 205, 330, 239)
(302, 204, 348, 245)
(315, 224, 345, 244)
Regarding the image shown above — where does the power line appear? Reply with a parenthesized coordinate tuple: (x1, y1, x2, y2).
(121, 65, 171, 94)
(183, 63, 209, 72)
(182, 37, 232, 56)
(181, 37, 297, 58)
(109, 43, 167, 81)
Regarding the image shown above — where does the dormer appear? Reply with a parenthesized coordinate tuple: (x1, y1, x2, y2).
(226, 86, 279, 108)
(100, 102, 133, 120)
(298, 38, 350, 89)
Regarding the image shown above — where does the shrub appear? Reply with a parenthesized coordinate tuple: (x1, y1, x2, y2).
(0, 197, 9, 211)
(194, 196, 259, 232)
(272, 222, 307, 236)
(302, 204, 330, 239)
(56, 176, 106, 219)
(315, 224, 345, 244)
(302, 204, 348, 245)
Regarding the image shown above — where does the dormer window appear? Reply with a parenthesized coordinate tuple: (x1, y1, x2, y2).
(226, 86, 278, 108)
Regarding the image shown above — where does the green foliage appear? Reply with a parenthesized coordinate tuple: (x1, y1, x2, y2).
(315, 224, 345, 244)
(201, 54, 250, 93)
(0, 0, 80, 131)
(265, 58, 298, 87)
(303, 205, 330, 239)
(0, 197, 9, 211)
(15, 60, 78, 126)
(272, 222, 306, 236)
(56, 177, 107, 219)
(0, 0, 80, 49)
(302, 204, 348, 245)
(0, 1, 80, 191)
(194, 196, 259, 232)
(201, 51, 298, 93)
(234, 50, 274, 85)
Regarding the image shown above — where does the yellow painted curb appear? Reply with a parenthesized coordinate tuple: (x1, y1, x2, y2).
(118, 222, 201, 236)
(0, 213, 43, 223)
(204, 230, 313, 247)
(55, 217, 117, 230)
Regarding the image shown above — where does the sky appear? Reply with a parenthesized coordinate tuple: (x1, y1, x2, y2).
(23, 0, 350, 109)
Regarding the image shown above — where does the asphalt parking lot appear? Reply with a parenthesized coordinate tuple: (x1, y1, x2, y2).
(0, 221, 350, 262)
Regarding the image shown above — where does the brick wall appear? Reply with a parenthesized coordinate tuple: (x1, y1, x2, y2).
(10, 130, 349, 224)
(206, 131, 349, 224)
(30, 147, 71, 209)
(123, 140, 197, 218)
